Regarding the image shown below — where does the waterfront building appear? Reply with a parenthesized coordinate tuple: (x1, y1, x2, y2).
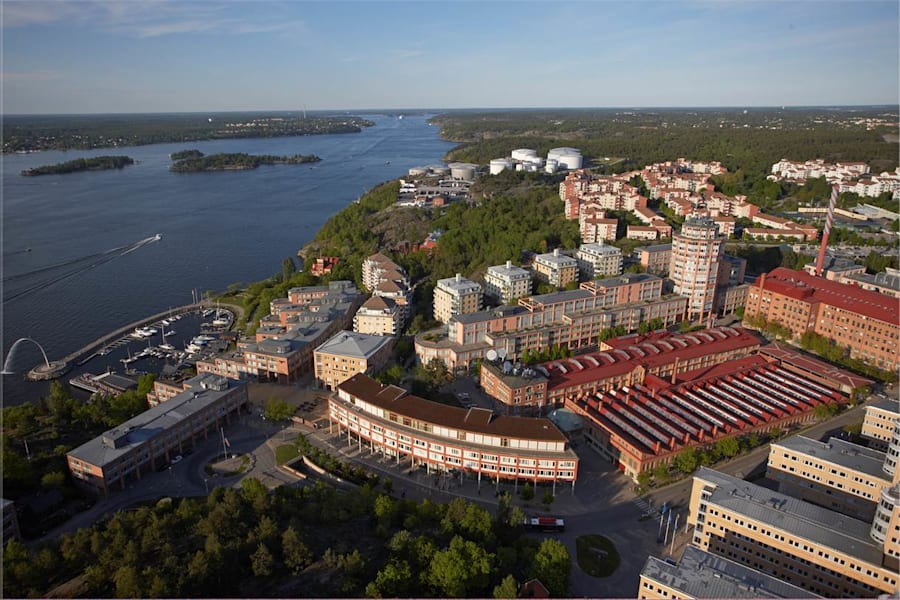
(575, 243, 623, 280)
(353, 295, 403, 336)
(638, 546, 820, 599)
(670, 216, 725, 322)
(862, 398, 900, 451)
(330, 373, 579, 491)
(533, 249, 578, 288)
(633, 243, 672, 276)
(744, 268, 900, 371)
(68, 374, 248, 495)
(434, 274, 483, 323)
(314, 330, 394, 391)
(688, 467, 899, 597)
(484, 261, 532, 304)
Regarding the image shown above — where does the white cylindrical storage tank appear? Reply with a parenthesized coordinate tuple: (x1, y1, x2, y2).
(548, 147, 583, 170)
(511, 148, 538, 162)
(545, 159, 558, 173)
(490, 158, 512, 175)
(408, 167, 428, 176)
(449, 162, 476, 181)
(428, 165, 450, 176)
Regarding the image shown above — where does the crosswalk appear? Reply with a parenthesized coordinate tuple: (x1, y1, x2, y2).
(633, 497, 658, 518)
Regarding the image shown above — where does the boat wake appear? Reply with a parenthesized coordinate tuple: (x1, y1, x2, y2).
(3, 234, 161, 302)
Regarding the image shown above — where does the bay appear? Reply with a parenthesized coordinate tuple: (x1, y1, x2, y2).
(2, 114, 455, 405)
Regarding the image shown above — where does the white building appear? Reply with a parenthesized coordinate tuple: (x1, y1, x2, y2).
(576, 243, 623, 280)
(484, 261, 532, 304)
(434, 274, 483, 323)
(353, 295, 403, 336)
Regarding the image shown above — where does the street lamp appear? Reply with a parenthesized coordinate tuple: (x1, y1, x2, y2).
(204, 478, 209, 494)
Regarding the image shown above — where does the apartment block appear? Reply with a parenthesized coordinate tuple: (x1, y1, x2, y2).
(68, 375, 248, 495)
(744, 268, 900, 371)
(479, 361, 549, 416)
(688, 467, 899, 597)
(634, 244, 672, 276)
(576, 243, 623, 280)
(484, 261, 532, 303)
(353, 295, 402, 336)
(638, 546, 819, 599)
(533, 249, 579, 288)
(331, 373, 578, 491)
(314, 331, 394, 391)
(670, 217, 725, 321)
(434, 274, 483, 323)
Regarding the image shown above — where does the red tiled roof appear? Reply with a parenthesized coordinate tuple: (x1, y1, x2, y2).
(545, 327, 761, 392)
(757, 268, 899, 326)
(758, 342, 875, 390)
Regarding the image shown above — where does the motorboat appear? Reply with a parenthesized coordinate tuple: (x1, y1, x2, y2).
(159, 343, 176, 352)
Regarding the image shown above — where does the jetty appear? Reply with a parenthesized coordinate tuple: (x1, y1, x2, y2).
(27, 302, 244, 381)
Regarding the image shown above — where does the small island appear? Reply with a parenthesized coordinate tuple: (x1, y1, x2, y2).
(169, 149, 204, 160)
(20, 155, 134, 176)
(170, 152, 321, 172)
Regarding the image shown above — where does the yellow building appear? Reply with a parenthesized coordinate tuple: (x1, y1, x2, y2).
(314, 331, 394, 391)
(433, 274, 483, 324)
(533, 248, 578, 288)
(862, 398, 900, 451)
(767, 435, 894, 522)
(688, 467, 899, 597)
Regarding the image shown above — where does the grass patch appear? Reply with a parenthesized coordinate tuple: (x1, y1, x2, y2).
(275, 444, 300, 465)
(576, 535, 621, 578)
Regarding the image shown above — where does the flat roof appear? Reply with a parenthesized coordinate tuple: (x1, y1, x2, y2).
(641, 546, 820, 599)
(69, 376, 245, 468)
(338, 373, 569, 444)
(696, 467, 886, 567)
(868, 397, 900, 415)
(634, 243, 672, 253)
(772, 436, 890, 481)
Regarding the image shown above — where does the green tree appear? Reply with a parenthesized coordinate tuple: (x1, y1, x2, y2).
(41, 470, 66, 489)
(652, 463, 670, 484)
(114, 565, 142, 598)
(427, 535, 495, 597)
(542, 489, 555, 507)
(715, 437, 740, 460)
(366, 560, 413, 598)
(673, 447, 699, 474)
(282, 527, 313, 574)
(493, 574, 519, 599)
(520, 482, 534, 501)
(531, 538, 570, 597)
(282, 256, 297, 280)
(264, 397, 294, 421)
(250, 543, 274, 577)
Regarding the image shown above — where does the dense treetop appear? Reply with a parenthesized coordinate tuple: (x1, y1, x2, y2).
(170, 152, 320, 172)
(20, 155, 134, 176)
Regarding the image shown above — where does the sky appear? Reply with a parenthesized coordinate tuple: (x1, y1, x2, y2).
(2, 0, 898, 114)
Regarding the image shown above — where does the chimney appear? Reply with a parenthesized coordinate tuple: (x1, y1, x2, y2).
(506, 260, 512, 269)
(554, 248, 560, 257)
(455, 273, 461, 283)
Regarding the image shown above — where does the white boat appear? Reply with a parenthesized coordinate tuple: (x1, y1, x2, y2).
(121, 348, 137, 365)
(212, 318, 229, 327)
(185, 343, 204, 354)
(195, 335, 215, 342)
(159, 343, 176, 352)
(163, 329, 175, 336)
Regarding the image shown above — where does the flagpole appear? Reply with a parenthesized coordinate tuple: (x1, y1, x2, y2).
(670, 514, 679, 555)
(221, 427, 227, 459)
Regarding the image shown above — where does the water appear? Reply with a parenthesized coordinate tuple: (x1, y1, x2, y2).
(2, 114, 455, 405)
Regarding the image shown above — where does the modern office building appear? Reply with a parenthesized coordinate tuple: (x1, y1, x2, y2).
(533, 249, 578, 288)
(576, 243, 623, 280)
(688, 467, 899, 597)
(434, 274, 483, 324)
(68, 374, 248, 495)
(767, 435, 895, 521)
(862, 398, 900, 451)
(484, 261, 532, 303)
(330, 374, 579, 492)
(670, 217, 725, 322)
(638, 546, 820, 599)
(744, 268, 900, 371)
(314, 331, 394, 391)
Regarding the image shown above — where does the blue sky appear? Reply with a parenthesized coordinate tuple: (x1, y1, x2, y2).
(2, 0, 898, 114)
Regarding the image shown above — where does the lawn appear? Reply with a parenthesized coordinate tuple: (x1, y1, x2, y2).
(575, 535, 621, 577)
(275, 443, 300, 465)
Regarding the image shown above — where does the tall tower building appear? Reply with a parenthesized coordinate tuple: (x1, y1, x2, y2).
(670, 216, 724, 322)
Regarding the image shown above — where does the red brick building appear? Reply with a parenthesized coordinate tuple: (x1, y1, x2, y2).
(744, 268, 900, 371)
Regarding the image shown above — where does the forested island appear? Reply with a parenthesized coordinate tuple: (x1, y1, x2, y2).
(170, 152, 321, 172)
(3, 113, 374, 153)
(20, 155, 134, 176)
(169, 149, 204, 160)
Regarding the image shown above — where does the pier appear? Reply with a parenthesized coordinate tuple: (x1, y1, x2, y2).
(26, 302, 245, 381)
